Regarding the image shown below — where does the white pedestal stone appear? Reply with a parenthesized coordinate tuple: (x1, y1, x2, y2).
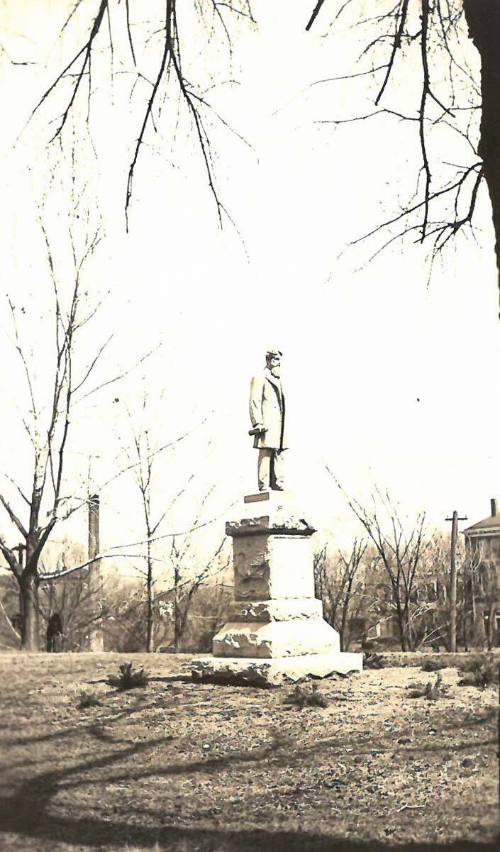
(191, 491, 362, 686)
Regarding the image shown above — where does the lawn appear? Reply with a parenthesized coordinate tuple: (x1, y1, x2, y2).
(0, 652, 497, 851)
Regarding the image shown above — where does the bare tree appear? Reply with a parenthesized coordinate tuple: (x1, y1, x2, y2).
(14, 1, 499, 317)
(307, 1, 500, 312)
(0, 191, 107, 650)
(27, 0, 254, 229)
(133, 422, 162, 654)
(98, 525, 230, 653)
(37, 538, 110, 651)
(0, 573, 22, 650)
(27, 1, 499, 311)
(402, 530, 455, 650)
(331, 475, 427, 651)
(314, 539, 368, 650)
(166, 532, 229, 651)
(101, 564, 231, 652)
(412, 528, 490, 651)
(462, 535, 498, 649)
(119, 386, 216, 651)
(128, 392, 163, 652)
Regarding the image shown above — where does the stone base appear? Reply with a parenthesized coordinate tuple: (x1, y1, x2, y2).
(212, 618, 340, 658)
(191, 651, 363, 687)
(230, 597, 323, 623)
(194, 491, 364, 687)
(227, 490, 316, 538)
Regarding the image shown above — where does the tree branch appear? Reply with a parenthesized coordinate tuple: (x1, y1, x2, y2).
(0, 494, 28, 539)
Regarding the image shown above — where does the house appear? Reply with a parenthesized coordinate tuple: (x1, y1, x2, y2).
(463, 498, 500, 647)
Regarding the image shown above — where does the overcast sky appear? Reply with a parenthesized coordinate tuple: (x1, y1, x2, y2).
(0, 0, 498, 568)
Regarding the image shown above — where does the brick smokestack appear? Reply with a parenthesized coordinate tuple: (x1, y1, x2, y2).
(88, 494, 100, 559)
(87, 494, 104, 652)
(491, 498, 498, 517)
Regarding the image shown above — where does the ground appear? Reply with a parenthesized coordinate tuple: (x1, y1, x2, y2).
(0, 652, 497, 851)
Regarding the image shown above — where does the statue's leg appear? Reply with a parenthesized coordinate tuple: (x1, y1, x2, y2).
(257, 448, 272, 491)
(271, 450, 284, 490)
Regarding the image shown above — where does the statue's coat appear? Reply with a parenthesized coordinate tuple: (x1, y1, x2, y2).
(249, 368, 288, 450)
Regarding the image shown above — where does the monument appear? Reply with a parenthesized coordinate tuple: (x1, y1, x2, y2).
(191, 349, 362, 686)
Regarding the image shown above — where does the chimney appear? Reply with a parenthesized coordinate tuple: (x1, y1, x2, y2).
(490, 498, 497, 517)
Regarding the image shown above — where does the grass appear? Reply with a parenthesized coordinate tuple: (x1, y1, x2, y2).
(0, 652, 498, 851)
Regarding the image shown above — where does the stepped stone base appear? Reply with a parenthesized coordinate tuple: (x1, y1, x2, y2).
(190, 491, 363, 687)
(191, 652, 363, 687)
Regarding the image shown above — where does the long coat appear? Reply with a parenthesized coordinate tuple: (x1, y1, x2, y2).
(249, 369, 288, 450)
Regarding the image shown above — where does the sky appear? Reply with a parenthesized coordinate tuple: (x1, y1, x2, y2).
(0, 0, 498, 574)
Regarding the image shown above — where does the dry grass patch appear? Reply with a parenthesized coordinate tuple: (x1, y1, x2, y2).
(0, 652, 497, 852)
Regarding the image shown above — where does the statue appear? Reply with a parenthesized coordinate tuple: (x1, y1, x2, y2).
(249, 348, 288, 491)
(191, 347, 363, 686)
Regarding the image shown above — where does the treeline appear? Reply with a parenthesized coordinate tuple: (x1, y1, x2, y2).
(0, 568, 232, 654)
(1, 521, 497, 654)
(314, 532, 498, 653)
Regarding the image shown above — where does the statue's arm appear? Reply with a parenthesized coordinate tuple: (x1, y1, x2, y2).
(249, 374, 265, 430)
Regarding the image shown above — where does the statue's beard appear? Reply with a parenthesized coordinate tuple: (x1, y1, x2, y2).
(269, 365, 281, 378)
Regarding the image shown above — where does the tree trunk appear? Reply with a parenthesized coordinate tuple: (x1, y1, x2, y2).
(462, 579, 469, 651)
(486, 599, 497, 650)
(463, 0, 500, 310)
(392, 586, 407, 651)
(403, 609, 415, 652)
(325, 598, 339, 632)
(146, 541, 154, 653)
(173, 564, 180, 652)
(340, 578, 354, 652)
(20, 574, 40, 651)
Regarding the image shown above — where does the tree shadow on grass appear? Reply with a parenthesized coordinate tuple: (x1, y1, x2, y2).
(148, 674, 194, 684)
(0, 724, 497, 852)
(0, 799, 497, 852)
(439, 707, 497, 731)
(0, 689, 182, 749)
(86, 673, 194, 687)
(0, 687, 497, 852)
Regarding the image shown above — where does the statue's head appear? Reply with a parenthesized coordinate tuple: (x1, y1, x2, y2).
(266, 348, 282, 375)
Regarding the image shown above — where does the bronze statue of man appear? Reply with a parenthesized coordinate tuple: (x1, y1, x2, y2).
(249, 348, 288, 491)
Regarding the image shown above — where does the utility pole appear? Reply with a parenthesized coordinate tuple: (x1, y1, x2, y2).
(87, 493, 104, 652)
(445, 510, 467, 653)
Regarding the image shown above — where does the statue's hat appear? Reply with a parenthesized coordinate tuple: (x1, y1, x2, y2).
(266, 347, 282, 357)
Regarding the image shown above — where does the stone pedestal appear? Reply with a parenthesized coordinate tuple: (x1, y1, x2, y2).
(191, 492, 362, 686)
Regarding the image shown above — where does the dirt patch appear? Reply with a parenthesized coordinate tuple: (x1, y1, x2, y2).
(0, 652, 497, 851)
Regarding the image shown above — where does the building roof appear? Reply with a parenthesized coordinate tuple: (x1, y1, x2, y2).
(464, 512, 500, 536)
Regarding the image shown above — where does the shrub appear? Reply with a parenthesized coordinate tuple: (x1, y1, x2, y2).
(421, 657, 448, 672)
(457, 655, 498, 689)
(77, 690, 102, 709)
(363, 652, 386, 669)
(107, 662, 149, 691)
(406, 673, 448, 701)
(283, 684, 328, 710)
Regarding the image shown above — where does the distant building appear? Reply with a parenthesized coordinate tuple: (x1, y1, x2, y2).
(464, 498, 500, 568)
(463, 498, 500, 646)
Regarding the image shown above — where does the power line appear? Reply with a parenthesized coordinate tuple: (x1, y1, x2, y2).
(108, 497, 240, 551)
